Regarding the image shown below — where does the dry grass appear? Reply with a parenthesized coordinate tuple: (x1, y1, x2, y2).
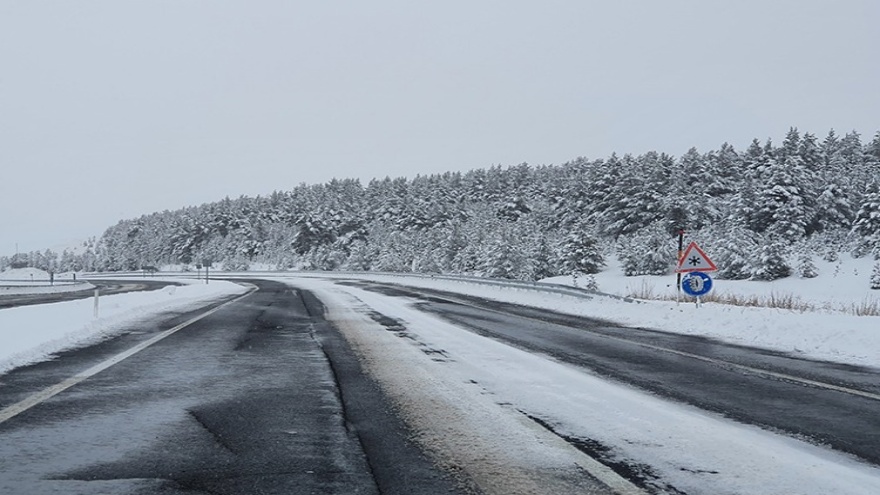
(625, 279, 657, 300)
(698, 291, 815, 312)
(846, 297, 880, 317)
(624, 281, 880, 316)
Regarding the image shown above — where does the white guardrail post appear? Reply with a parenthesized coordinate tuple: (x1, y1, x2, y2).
(93, 288, 100, 318)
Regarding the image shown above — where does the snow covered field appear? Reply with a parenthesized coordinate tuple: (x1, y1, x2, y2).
(0, 267, 91, 295)
(584, 254, 880, 313)
(0, 279, 246, 374)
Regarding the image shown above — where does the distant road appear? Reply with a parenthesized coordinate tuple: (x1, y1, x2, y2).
(0, 280, 178, 309)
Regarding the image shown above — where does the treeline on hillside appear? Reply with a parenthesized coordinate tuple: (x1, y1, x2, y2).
(4, 128, 880, 283)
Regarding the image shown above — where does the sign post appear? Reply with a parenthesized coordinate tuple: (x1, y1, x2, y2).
(93, 288, 100, 318)
(675, 242, 717, 308)
(681, 271, 713, 307)
(675, 242, 718, 274)
(676, 230, 685, 293)
(202, 259, 212, 284)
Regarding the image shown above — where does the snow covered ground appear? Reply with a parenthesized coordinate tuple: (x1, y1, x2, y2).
(0, 267, 55, 282)
(282, 253, 880, 370)
(0, 268, 90, 295)
(582, 253, 879, 312)
(0, 279, 246, 374)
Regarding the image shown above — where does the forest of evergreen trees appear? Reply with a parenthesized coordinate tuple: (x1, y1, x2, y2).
(4, 128, 880, 284)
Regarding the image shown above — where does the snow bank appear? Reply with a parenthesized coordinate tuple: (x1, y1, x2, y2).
(0, 280, 247, 375)
(0, 267, 53, 283)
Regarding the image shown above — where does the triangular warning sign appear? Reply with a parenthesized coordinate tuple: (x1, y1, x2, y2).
(676, 241, 717, 273)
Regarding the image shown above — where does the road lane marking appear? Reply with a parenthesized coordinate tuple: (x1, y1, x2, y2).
(406, 289, 880, 403)
(0, 287, 256, 425)
(621, 338, 880, 402)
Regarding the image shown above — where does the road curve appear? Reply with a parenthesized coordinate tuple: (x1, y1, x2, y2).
(0, 279, 464, 495)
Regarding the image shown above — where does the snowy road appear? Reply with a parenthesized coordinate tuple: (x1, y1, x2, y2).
(0, 280, 467, 495)
(293, 276, 880, 495)
(3, 276, 880, 494)
(348, 281, 880, 465)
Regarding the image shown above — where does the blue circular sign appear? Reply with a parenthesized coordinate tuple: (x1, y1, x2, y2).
(681, 271, 713, 297)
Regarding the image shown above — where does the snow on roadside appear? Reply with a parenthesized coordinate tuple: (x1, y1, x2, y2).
(291, 277, 880, 495)
(287, 271, 880, 369)
(0, 279, 247, 375)
(561, 254, 880, 310)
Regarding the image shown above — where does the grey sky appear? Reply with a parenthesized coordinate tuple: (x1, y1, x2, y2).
(2, 1, 878, 253)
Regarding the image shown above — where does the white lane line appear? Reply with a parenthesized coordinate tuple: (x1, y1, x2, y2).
(0, 287, 256, 425)
(427, 292, 880, 402)
(600, 335, 880, 401)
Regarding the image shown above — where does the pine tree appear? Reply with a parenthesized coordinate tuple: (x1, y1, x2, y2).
(815, 183, 854, 232)
(342, 240, 372, 271)
(851, 182, 880, 256)
(752, 242, 791, 281)
(617, 225, 676, 276)
(869, 131, 880, 162)
(797, 132, 822, 233)
(823, 249, 839, 262)
(756, 156, 810, 242)
(481, 235, 526, 280)
(703, 142, 741, 197)
(530, 235, 558, 281)
(601, 153, 667, 237)
(871, 262, 880, 290)
(713, 239, 754, 280)
(777, 127, 801, 164)
(796, 253, 819, 278)
(584, 274, 599, 291)
(560, 227, 604, 276)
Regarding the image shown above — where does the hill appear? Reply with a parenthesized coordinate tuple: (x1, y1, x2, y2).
(2, 127, 880, 291)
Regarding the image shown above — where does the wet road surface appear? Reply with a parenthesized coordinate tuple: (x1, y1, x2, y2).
(349, 280, 880, 468)
(0, 280, 464, 495)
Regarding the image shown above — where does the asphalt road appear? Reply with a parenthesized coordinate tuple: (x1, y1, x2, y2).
(5, 275, 878, 494)
(0, 279, 177, 309)
(0, 280, 465, 495)
(350, 281, 880, 469)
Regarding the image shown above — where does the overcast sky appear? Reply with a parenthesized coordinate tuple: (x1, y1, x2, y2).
(2, 1, 878, 253)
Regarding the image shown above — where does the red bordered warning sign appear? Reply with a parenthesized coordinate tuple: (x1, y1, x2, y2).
(675, 241, 717, 273)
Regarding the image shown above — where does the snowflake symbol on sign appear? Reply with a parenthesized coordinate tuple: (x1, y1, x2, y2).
(688, 256, 701, 266)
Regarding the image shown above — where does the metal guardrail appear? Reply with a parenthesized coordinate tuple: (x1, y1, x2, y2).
(295, 271, 638, 303)
(81, 270, 638, 303)
(0, 281, 94, 297)
(0, 278, 82, 287)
